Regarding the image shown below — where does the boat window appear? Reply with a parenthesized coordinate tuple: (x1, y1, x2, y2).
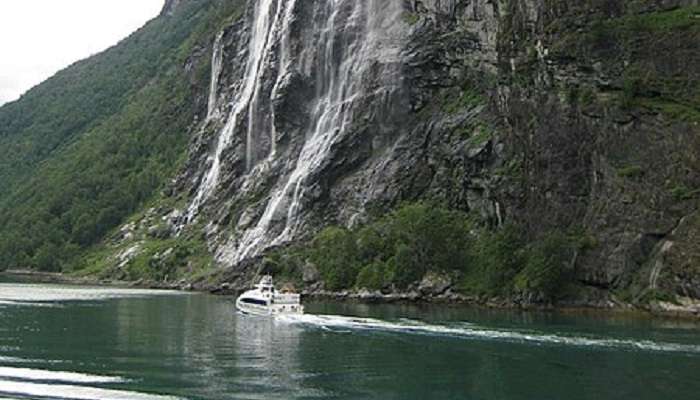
(241, 298, 267, 306)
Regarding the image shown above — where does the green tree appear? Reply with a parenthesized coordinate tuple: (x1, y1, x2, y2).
(310, 227, 361, 290)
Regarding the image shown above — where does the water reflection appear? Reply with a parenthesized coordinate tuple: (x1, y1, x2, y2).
(111, 294, 326, 398)
(231, 314, 321, 399)
(1, 281, 700, 400)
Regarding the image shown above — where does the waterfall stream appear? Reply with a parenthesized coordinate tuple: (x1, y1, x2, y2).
(188, 0, 289, 221)
(206, 31, 225, 120)
(188, 0, 404, 264)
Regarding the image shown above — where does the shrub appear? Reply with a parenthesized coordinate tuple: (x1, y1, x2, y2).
(443, 87, 485, 114)
(392, 243, 423, 288)
(301, 203, 474, 291)
(638, 289, 678, 305)
(402, 12, 420, 26)
(514, 232, 572, 301)
(460, 225, 525, 296)
(263, 246, 305, 285)
(309, 227, 361, 290)
(617, 165, 644, 178)
(670, 185, 699, 201)
(467, 125, 494, 146)
(356, 261, 388, 290)
(356, 225, 389, 264)
(291, 203, 577, 302)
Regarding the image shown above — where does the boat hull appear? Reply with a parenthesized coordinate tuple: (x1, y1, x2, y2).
(235, 295, 304, 317)
(235, 276, 304, 316)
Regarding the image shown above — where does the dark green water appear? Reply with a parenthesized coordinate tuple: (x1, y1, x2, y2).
(1, 278, 699, 399)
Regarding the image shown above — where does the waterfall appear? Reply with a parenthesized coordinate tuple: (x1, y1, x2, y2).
(187, 0, 290, 221)
(245, 0, 298, 170)
(233, 0, 404, 262)
(206, 31, 225, 120)
(187, 0, 405, 264)
(260, 0, 297, 160)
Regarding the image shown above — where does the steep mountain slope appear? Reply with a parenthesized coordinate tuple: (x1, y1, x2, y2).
(497, 1, 700, 304)
(1, 0, 698, 310)
(0, 0, 245, 270)
(98, 0, 699, 309)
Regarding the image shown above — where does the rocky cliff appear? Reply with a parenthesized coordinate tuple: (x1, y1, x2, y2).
(52, 0, 700, 310)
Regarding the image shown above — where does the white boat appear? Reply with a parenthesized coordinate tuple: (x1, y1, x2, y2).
(235, 275, 304, 316)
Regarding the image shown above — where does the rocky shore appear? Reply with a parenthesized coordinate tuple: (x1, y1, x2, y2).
(299, 288, 700, 320)
(4, 269, 699, 320)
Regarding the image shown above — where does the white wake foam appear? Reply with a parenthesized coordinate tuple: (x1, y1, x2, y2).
(0, 300, 61, 308)
(0, 367, 125, 384)
(0, 380, 182, 400)
(277, 314, 700, 354)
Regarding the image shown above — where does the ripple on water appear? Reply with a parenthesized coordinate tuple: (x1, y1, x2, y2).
(0, 284, 188, 399)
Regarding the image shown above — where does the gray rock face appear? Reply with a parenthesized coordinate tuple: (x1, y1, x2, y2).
(418, 272, 452, 296)
(180, 0, 413, 265)
(177, 0, 504, 267)
(165, 0, 700, 302)
(302, 262, 319, 284)
(496, 0, 700, 301)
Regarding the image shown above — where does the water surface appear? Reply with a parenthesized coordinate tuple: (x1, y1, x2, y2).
(1, 277, 699, 399)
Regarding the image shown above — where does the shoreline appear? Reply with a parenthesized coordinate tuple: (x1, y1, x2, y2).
(2, 270, 699, 320)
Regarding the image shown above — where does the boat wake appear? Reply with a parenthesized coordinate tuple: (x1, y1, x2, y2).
(0, 380, 182, 400)
(0, 367, 125, 384)
(277, 314, 700, 355)
(0, 364, 182, 400)
(0, 300, 61, 308)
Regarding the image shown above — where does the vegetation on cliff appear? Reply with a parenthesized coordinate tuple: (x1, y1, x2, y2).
(0, 0, 244, 272)
(265, 203, 577, 301)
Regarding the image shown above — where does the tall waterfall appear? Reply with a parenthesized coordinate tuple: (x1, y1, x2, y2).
(188, 0, 405, 263)
(188, 0, 292, 221)
(206, 31, 225, 120)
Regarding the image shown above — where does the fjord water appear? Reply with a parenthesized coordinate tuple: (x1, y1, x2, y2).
(1, 279, 699, 399)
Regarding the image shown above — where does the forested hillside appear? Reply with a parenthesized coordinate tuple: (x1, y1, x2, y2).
(0, 0, 244, 271)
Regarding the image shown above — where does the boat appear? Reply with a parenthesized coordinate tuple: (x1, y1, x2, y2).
(235, 275, 304, 316)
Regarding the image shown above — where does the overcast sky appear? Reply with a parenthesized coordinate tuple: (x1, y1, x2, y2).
(0, 0, 164, 106)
